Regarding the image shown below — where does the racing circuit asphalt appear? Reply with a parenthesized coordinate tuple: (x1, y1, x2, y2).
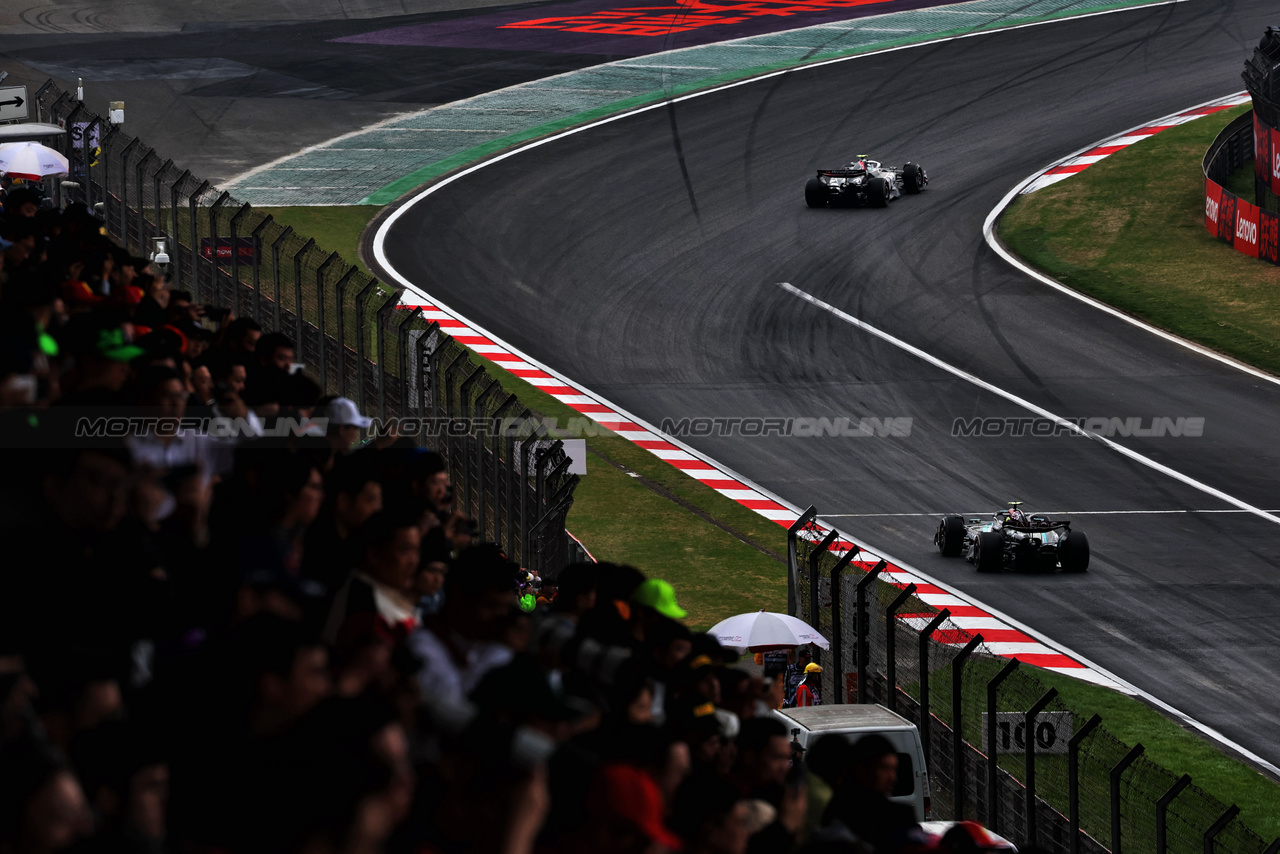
(376, 1, 1280, 769)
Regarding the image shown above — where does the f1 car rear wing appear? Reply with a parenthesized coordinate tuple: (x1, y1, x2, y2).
(818, 168, 864, 177)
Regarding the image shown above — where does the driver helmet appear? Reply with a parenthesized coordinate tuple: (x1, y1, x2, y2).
(1008, 506, 1027, 524)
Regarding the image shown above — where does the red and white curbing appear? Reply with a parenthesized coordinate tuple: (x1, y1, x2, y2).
(1022, 92, 1252, 194)
(403, 303, 1119, 688)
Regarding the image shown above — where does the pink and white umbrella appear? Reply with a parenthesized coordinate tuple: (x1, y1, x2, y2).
(708, 610, 830, 652)
(0, 142, 69, 181)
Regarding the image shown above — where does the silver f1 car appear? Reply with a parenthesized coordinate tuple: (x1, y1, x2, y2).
(933, 502, 1089, 573)
(805, 156, 927, 208)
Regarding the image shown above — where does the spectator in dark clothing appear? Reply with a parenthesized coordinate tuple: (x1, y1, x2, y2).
(672, 773, 752, 854)
(302, 457, 384, 591)
(323, 506, 423, 648)
(822, 734, 918, 854)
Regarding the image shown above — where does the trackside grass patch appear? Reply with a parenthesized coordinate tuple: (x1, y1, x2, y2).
(998, 104, 1280, 375)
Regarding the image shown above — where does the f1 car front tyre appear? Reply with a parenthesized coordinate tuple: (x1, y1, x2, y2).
(868, 176, 891, 207)
(1059, 530, 1090, 573)
(805, 179, 827, 208)
(903, 162, 926, 194)
(974, 531, 1003, 573)
(936, 516, 965, 556)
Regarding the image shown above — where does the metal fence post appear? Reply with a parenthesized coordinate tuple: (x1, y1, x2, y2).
(917, 609, 950, 763)
(332, 268, 359, 398)
(1024, 687, 1058, 847)
(167, 170, 190, 289)
(150, 156, 170, 248)
(313, 251, 341, 390)
(827, 547, 859, 703)
(1203, 805, 1240, 854)
(353, 279, 382, 413)
(397, 307, 424, 420)
(855, 560, 885, 704)
(249, 216, 273, 323)
(1110, 744, 1145, 854)
(458, 366, 488, 514)
(1069, 714, 1102, 854)
(291, 238, 316, 352)
(133, 147, 155, 256)
(206, 191, 231, 305)
(883, 583, 916, 714)
(186, 180, 211, 302)
(1156, 775, 1192, 854)
(986, 658, 1020, 830)
(807, 529, 839, 662)
(415, 320, 441, 419)
(786, 507, 818, 618)
(490, 394, 519, 549)
(473, 380, 502, 537)
(227, 202, 251, 315)
(117, 138, 140, 246)
(376, 292, 402, 420)
(268, 225, 291, 330)
(951, 634, 983, 819)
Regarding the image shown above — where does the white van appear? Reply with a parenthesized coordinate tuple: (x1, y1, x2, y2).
(772, 704, 932, 820)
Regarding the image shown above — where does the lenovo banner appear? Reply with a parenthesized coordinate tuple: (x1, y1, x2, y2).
(1205, 179, 1222, 235)
(1234, 199, 1261, 258)
(1260, 209, 1280, 264)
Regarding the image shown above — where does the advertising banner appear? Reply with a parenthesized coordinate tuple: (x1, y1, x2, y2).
(1260, 209, 1280, 264)
(1217, 190, 1237, 244)
(1272, 125, 1280, 195)
(1234, 199, 1261, 258)
(1205, 178, 1222, 236)
(198, 236, 260, 262)
(1254, 112, 1272, 190)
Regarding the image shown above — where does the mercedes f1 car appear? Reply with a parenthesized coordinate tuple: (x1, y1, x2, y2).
(805, 156, 927, 208)
(933, 502, 1089, 573)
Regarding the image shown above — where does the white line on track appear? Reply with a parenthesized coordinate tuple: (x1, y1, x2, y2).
(779, 282, 1280, 529)
(826, 509, 1280, 517)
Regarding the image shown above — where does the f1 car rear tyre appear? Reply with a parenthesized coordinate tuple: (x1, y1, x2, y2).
(868, 176, 891, 207)
(903, 162, 926, 194)
(1059, 530, 1090, 573)
(937, 516, 965, 556)
(974, 531, 1003, 573)
(805, 178, 827, 208)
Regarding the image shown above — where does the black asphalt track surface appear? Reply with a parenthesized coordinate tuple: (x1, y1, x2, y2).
(377, 1, 1280, 769)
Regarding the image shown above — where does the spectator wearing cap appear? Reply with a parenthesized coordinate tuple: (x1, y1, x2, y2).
(561, 763, 684, 854)
(793, 663, 822, 708)
(323, 507, 422, 648)
(319, 396, 372, 455)
(53, 314, 143, 406)
(630, 577, 688, 645)
(2, 186, 42, 218)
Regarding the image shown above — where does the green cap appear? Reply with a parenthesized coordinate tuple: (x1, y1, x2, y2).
(96, 327, 144, 362)
(519, 593, 537, 613)
(631, 579, 687, 620)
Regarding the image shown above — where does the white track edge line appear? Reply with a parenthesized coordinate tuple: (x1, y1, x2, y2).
(982, 93, 1280, 389)
(780, 282, 1280, 528)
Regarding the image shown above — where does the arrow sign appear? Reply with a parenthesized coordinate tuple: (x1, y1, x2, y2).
(0, 86, 30, 122)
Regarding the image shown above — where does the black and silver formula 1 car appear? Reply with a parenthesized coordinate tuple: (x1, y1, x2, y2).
(933, 502, 1089, 573)
(805, 156, 927, 208)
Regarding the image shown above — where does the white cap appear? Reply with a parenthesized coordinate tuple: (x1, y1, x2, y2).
(322, 397, 372, 428)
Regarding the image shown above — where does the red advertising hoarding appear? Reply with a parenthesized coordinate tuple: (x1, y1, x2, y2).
(1205, 178, 1222, 235)
(1271, 125, 1280, 196)
(1260, 209, 1280, 264)
(1233, 198, 1261, 258)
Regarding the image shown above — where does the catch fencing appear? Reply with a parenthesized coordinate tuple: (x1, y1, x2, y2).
(33, 80, 584, 578)
(787, 508, 1278, 854)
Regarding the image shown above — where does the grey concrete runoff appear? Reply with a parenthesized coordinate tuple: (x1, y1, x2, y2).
(222, 0, 1169, 205)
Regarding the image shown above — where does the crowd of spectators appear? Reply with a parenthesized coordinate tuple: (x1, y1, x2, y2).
(0, 184, 996, 854)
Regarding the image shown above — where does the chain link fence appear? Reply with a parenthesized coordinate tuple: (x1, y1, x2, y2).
(788, 509, 1279, 854)
(33, 80, 584, 578)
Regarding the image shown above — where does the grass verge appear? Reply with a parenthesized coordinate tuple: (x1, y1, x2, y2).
(998, 104, 1280, 374)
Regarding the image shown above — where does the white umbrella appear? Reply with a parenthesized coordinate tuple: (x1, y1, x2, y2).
(0, 141, 69, 181)
(709, 610, 830, 652)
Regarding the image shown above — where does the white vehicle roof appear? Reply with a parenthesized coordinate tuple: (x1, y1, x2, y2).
(774, 704, 917, 733)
